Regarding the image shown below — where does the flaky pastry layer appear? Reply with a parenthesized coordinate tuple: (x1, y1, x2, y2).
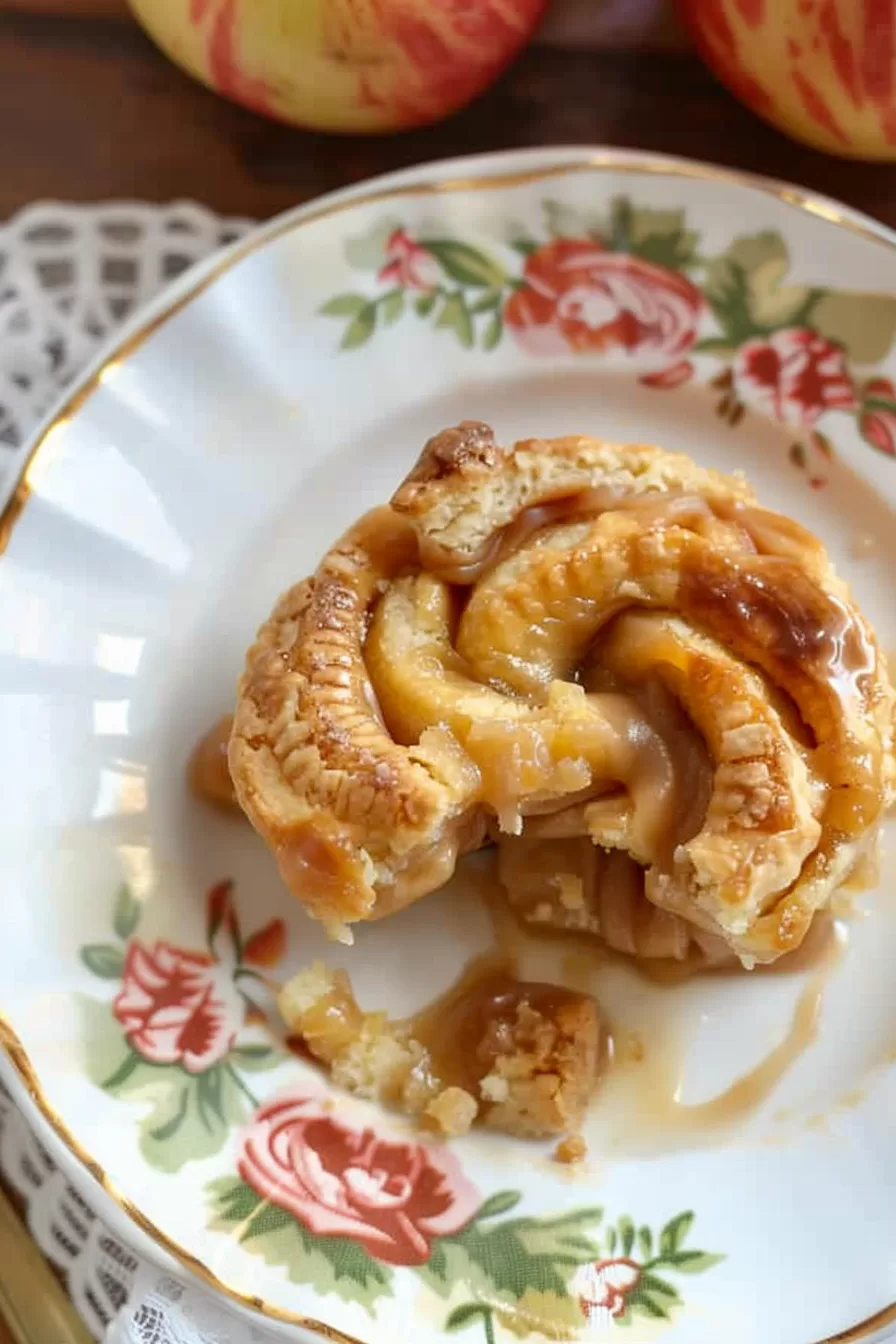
(229, 423, 895, 962)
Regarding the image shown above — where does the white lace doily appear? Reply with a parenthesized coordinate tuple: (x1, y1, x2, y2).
(0, 200, 252, 468)
(0, 200, 271, 1344)
(0, 1075, 270, 1344)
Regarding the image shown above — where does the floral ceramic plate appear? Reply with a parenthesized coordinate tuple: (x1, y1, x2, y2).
(1, 148, 896, 1344)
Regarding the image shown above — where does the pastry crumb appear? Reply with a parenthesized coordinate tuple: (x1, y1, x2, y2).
(480, 1072, 510, 1104)
(278, 962, 601, 1140)
(425, 1086, 478, 1136)
(553, 1134, 587, 1164)
(557, 873, 585, 910)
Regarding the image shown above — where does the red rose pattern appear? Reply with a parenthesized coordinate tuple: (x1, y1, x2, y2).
(113, 941, 242, 1073)
(238, 1094, 481, 1265)
(732, 327, 857, 428)
(378, 229, 441, 291)
(322, 207, 896, 486)
(640, 358, 695, 389)
(860, 376, 896, 456)
(504, 239, 702, 365)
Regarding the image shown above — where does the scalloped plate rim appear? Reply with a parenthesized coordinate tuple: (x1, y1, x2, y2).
(2, 145, 896, 1344)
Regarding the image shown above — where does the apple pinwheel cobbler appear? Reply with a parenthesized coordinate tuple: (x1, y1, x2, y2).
(199, 423, 895, 1141)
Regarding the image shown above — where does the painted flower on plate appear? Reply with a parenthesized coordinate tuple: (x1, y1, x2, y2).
(859, 376, 896, 456)
(113, 941, 242, 1073)
(238, 1093, 480, 1265)
(732, 327, 856, 427)
(378, 229, 441, 290)
(574, 1256, 642, 1326)
(504, 239, 702, 362)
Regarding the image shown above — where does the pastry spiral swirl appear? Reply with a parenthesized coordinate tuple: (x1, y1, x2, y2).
(230, 423, 894, 964)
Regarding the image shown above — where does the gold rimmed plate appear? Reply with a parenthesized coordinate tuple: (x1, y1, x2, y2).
(2, 148, 896, 1344)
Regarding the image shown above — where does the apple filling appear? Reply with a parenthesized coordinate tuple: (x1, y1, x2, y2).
(225, 424, 894, 964)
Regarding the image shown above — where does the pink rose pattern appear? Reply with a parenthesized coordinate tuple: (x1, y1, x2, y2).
(378, 228, 441, 291)
(322, 203, 896, 486)
(113, 942, 241, 1073)
(84, 888, 723, 1324)
(504, 239, 701, 372)
(238, 1094, 480, 1266)
(217, 1124, 723, 1329)
(82, 880, 287, 1080)
(101, 880, 285, 1074)
(859, 376, 896, 456)
(732, 327, 857, 427)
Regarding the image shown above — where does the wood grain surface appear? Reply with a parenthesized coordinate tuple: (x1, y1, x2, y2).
(0, 1184, 92, 1344)
(1, 0, 126, 12)
(4, 10, 896, 226)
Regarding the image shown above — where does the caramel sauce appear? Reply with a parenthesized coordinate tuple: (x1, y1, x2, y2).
(188, 715, 240, 811)
(409, 956, 583, 1095)
(277, 824, 372, 934)
(614, 975, 823, 1141)
(678, 552, 875, 720)
(246, 467, 884, 1146)
(461, 853, 845, 1147)
(680, 549, 883, 847)
(291, 970, 366, 1065)
(597, 938, 841, 1150)
(278, 849, 856, 1148)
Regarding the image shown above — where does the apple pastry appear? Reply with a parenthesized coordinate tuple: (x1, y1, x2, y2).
(278, 961, 601, 1140)
(229, 422, 895, 965)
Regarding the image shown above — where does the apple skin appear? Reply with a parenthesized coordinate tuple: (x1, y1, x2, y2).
(679, 0, 896, 161)
(129, 0, 549, 133)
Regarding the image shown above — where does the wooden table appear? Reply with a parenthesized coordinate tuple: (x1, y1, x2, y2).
(4, 6, 896, 228)
(0, 1184, 91, 1344)
(3, 4, 896, 1340)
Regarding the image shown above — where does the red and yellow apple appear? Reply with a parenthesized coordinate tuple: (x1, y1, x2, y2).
(129, 0, 548, 133)
(679, 0, 896, 161)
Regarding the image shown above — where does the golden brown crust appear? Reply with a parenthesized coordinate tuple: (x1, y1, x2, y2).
(277, 962, 601, 1139)
(228, 518, 484, 935)
(395, 420, 501, 492)
(475, 991, 600, 1138)
(392, 432, 753, 577)
(230, 423, 895, 962)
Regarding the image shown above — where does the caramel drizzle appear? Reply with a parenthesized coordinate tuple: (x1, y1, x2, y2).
(188, 715, 238, 811)
(219, 465, 888, 969)
(477, 858, 843, 1146)
(416, 486, 882, 943)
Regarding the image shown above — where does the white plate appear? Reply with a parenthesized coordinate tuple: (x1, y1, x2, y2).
(2, 148, 896, 1344)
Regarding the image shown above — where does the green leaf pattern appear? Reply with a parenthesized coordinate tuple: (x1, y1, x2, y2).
(565, 1210, 724, 1331)
(205, 1173, 723, 1338)
(319, 199, 896, 481)
(208, 1177, 394, 1310)
(79, 878, 724, 1333)
(80, 943, 125, 978)
(112, 884, 141, 940)
(80, 193, 879, 1325)
(78, 884, 284, 1172)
